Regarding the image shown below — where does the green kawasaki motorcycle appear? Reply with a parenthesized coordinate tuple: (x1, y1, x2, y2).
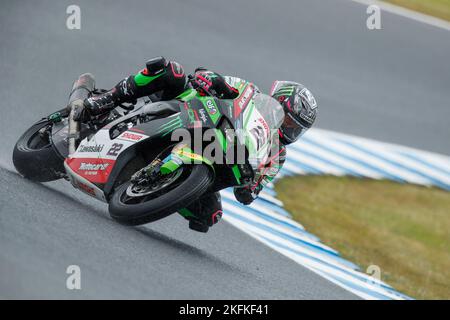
(13, 74, 284, 226)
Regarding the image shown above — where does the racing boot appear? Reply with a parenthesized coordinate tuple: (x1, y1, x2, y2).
(188, 209, 223, 233)
(76, 77, 136, 121)
(179, 192, 223, 233)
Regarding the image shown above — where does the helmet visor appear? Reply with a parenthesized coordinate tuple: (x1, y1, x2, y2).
(282, 113, 309, 141)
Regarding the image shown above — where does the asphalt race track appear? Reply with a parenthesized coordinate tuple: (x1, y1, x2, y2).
(0, 0, 449, 299)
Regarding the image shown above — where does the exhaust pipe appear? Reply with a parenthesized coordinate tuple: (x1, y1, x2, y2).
(67, 73, 95, 156)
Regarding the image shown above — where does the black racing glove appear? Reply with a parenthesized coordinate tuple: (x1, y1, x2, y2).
(72, 103, 91, 122)
(73, 90, 118, 122)
(190, 69, 239, 99)
(234, 186, 257, 205)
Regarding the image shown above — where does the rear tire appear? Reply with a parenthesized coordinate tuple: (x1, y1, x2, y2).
(13, 119, 65, 182)
(109, 165, 213, 226)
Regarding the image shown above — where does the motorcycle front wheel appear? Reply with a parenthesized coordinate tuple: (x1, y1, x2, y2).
(108, 164, 213, 226)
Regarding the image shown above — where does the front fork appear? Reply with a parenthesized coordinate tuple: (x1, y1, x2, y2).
(159, 143, 215, 175)
(158, 144, 253, 187)
(130, 143, 214, 187)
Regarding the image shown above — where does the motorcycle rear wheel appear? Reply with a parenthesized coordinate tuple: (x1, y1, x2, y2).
(13, 119, 65, 182)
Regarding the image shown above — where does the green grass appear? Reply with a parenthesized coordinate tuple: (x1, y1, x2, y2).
(274, 175, 450, 299)
(384, 0, 450, 21)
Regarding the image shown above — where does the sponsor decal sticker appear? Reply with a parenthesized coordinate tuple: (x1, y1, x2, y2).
(239, 86, 253, 110)
(66, 158, 116, 184)
(258, 117, 269, 134)
(118, 132, 145, 142)
(234, 84, 254, 117)
(205, 99, 217, 115)
(198, 109, 208, 123)
(78, 144, 104, 153)
(79, 162, 110, 171)
(77, 181, 96, 197)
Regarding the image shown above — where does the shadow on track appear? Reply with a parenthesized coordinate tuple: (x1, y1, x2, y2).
(134, 225, 247, 275)
(0, 166, 245, 275)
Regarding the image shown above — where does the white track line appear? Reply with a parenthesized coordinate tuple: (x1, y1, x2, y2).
(225, 215, 404, 300)
(306, 134, 432, 185)
(223, 201, 335, 252)
(287, 148, 347, 176)
(222, 192, 308, 232)
(293, 141, 383, 179)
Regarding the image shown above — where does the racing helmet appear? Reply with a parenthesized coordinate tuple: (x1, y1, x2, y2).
(270, 81, 318, 144)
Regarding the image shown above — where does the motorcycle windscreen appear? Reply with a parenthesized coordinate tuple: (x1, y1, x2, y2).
(236, 93, 284, 170)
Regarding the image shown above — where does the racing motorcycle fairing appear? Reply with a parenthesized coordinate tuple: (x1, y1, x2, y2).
(62, 80, 284, 202)
(63, 107, 185, 201)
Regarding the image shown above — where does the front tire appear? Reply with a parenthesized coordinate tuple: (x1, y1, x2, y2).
(109, 164, 213, 226)
(13, 119, 65, 182)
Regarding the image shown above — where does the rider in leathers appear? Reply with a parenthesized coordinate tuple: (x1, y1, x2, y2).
(76, 57, 317, 232)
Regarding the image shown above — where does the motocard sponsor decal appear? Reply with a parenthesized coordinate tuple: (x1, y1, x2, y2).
(66, 158, 115, 184)
(79, 162, 110, 171)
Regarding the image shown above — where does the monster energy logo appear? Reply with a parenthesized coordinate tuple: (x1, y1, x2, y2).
(157, 116, 183, 137)
(187, 109, 196, 123)
(275, 86, 294, 96)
